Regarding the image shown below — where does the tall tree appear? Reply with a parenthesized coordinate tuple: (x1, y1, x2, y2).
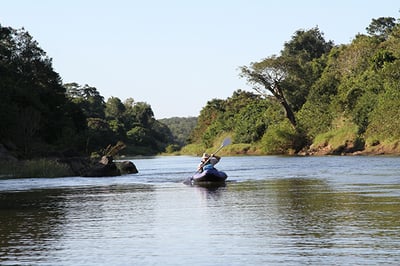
(0, 25, 68, 155)
(240, 27, 333, 128)
(240, 55, 297, 127)
(280, 27, 333, 111)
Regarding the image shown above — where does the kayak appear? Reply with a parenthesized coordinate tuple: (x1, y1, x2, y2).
(184, 168, 228, 185)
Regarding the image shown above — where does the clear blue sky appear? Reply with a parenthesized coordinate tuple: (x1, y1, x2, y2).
(1, 1, 399, 118)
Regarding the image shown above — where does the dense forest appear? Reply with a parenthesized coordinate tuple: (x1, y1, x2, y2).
(0, 24, 179, 158)
(185, 16, 400, 155)
(1, 15, 400, 160)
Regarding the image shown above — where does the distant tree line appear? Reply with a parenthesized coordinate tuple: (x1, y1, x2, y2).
(0, 24, 175, 158)
(189, 16, 400, 155)
(158, 117, 197, 152)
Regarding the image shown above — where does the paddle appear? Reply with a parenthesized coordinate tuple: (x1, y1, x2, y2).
(183, 137, 231, 185)
(198, 137, 231, 170)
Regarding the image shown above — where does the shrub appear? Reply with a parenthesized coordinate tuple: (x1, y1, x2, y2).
(261, 121, 298, 154)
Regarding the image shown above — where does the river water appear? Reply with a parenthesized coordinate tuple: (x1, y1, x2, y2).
(0, 156, 399, 265)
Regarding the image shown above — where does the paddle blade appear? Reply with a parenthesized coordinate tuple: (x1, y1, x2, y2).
(222, 137, 231, 147)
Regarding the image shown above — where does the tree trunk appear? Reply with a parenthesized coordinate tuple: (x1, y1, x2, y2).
(281, 100, 297, 127)
(274, 83, 297, 128)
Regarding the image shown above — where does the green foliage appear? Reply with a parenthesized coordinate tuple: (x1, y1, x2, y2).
(65, 83, 106, 119)
(366, 17, 396, 40)
(3, 15, 400, 159)
(233, 99, 279, 143)
(260, 120, 299, 154)
(189, 90, 272, 148)
(158, 117, 197, 147)
(371, 50, 396, 70)
(190, 16, 400, 155)
(312, 118, 361, 153)
(189, 98, 226, 144)
(105, 97, 126, 120)
(0, 25, 70, 156)
(223, 143, 255, 155)
(366, 78, 400, 142)
(179, 143, 206, 156)
(165, 144, 180, 153)
(297, 71, 338, 138)
(281, 27, 334, 62)
(281, 27, 334, 111)
(127, 126, 149, 145)
(63, 83, 175, 155)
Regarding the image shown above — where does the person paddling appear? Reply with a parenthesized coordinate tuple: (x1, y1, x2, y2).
(197, 153, 221, 173)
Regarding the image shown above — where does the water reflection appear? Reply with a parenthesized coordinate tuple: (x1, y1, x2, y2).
(0, 184, 156, 265)
(226, 178, 400, 264)
(192, 183, 227, 201)
(0, 189, 66, 264)
(274, 178, 338, 239)
(1, 155, 400, 265)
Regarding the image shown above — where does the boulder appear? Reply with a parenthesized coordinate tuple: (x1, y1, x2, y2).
(83, 156, 121, 177)
(118, 161, 139, 174)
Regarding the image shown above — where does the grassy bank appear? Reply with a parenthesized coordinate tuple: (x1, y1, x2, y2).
(0, 159, 73, 178)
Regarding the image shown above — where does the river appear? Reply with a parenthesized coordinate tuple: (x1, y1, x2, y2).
(1, 156, 399, 265)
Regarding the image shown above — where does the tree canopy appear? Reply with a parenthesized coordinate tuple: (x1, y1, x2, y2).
(0, 24, 174, 158)
(191, 16, 400, 155)
(2, 15, 400, 158)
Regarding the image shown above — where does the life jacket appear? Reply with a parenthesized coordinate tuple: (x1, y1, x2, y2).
(203, 164, 214, 171)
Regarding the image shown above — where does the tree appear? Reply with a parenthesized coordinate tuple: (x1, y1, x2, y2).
(282, 27, 333, 61)
(240, 55, 297, 127)
(64, 83, 105, 119)
(240, 27, 333, 128)
(280, 27, 334, 111)
(0, 24, 69, 155)
(233, 100, 269, 143)
(189, 98, 225, 145)
(105, 96, 126, 120)
(86, 118, 114, 154)
(131, 102, 154, 128)
(366, 17, 396, 40)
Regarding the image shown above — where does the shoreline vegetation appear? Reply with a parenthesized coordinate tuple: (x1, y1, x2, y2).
(1, 15, 400, 179)
(177, 138, 400, 157)
(1, 139, 398, 179)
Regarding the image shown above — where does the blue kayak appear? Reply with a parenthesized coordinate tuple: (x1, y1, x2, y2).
(184, 168, 228, 185)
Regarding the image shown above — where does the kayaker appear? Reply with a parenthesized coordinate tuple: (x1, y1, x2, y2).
(197, 153, 221, 172)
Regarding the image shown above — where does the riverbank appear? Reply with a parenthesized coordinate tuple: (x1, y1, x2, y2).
(175, 141, 400, 157)
(1, 141, 399, 179)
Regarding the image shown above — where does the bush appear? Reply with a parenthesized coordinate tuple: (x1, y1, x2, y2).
(261, 121, 298, 154)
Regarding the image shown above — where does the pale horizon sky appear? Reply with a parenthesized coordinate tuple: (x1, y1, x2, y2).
(1, 1, 399, 118)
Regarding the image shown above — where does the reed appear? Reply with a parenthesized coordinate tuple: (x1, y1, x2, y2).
(0, 159, 72, 178)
